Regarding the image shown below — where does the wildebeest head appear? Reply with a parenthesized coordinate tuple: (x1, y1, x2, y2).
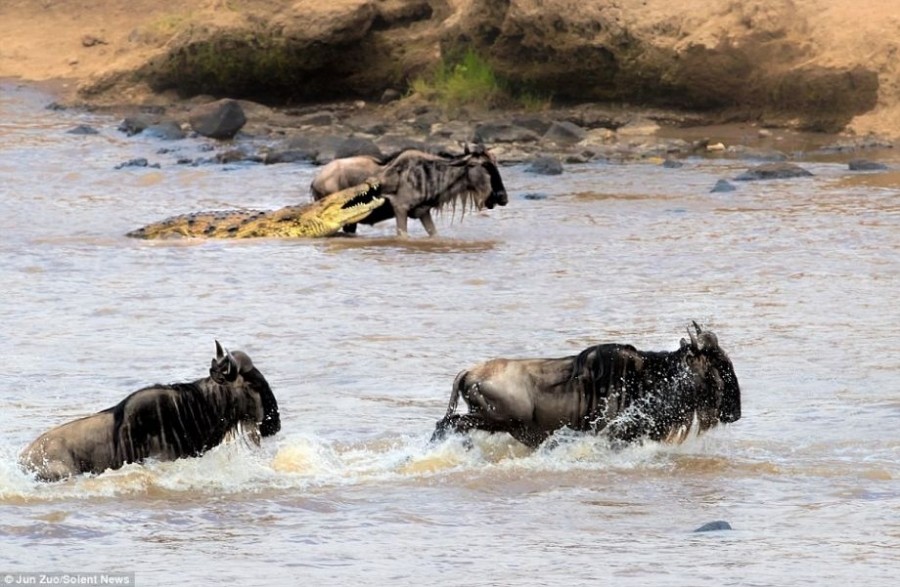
(210, 340, 281, 437)
(680, 322, 741, 426)
(458, 143, 508, 210)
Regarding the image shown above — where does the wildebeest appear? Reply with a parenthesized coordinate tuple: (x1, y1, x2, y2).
(19, 341, 281, 481)
(310, 144, 509, 237)
(432, 323, 741, 448)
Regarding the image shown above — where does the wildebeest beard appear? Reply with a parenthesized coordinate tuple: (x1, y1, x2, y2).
(20, 342, 281, 482)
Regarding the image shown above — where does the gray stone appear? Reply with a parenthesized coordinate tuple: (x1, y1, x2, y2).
(143, 120, 185, 141)
(694, 520, 733, 533)
(525, 156, 563, 175)
(188, 99, 247, 140)
(711, 179, 737, 193)
(542, 120, 587, 144)
(848, 159, 888, 171)
(67, 124, 99, 135)
(473, 122, 541, 144)
(734, 162, 813, 181)
(334, 137, 383, 159)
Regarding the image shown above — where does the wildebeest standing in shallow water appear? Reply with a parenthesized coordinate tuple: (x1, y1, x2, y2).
(310, 144, 509, 237)
(432, 323, 741, 448)
(20, 341, 281, 481)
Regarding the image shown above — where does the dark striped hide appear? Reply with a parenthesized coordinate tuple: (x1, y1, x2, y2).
(310, 144, 508, 237)
(432, 322, 741, 448)
(20, 341, 280, 481)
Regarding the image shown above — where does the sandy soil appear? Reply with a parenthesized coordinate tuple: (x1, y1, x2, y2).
(2, 0, 899, 137)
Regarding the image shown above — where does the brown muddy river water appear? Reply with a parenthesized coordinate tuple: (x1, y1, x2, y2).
(1, 83, 899, 586)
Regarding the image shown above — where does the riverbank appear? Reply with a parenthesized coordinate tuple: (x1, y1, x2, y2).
(2, 0, 899, 165)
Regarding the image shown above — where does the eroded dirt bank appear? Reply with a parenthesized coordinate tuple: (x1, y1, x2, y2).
(1, 0, 899, 137)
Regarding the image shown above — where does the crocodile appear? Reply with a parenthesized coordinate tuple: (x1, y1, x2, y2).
(127, 180, 385, 239)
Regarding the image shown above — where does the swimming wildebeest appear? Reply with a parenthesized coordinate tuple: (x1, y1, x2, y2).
(310, 144, 509, 237)
(20, 341, 281, 481)
(432, 323, 741, 448)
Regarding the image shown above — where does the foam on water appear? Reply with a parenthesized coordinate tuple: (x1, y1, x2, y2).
(0, 423, 746, 503)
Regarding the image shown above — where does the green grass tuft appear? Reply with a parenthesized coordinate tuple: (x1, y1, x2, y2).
(411, 49, 550, 112)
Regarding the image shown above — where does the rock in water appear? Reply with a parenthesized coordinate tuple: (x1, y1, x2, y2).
(734, 162, 813, 181)
(526, 156, 564, 175)
(711, 179, 737, 193)
(189, 99, 247, 140)
(848, 159, 888, 171)
(694, 520, 733, 533)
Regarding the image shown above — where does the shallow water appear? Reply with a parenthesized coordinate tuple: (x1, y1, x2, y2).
(1, 82, 899, 586)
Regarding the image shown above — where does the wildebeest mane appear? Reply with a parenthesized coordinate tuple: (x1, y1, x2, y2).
(391, 152, 494, 219)
(105, 379, 262, 466)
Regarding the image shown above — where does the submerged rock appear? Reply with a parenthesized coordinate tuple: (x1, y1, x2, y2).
(115, 158, 160, 169)
(848, 159, 888, 171)
(694, 520, 733, 533)
(711, 179, 737, 193)
(67, 124, 99, 135)
(734, 162, 813, 181)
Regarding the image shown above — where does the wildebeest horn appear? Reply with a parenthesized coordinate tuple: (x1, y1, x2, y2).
(215, 340, 226, 361)
(687, 325, 700, 350)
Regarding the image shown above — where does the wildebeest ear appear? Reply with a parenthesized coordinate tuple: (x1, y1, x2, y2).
(230, 350, 254, 374)
(699, 331, 719, 350)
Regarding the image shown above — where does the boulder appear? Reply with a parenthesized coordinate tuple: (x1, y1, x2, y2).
(143, 121, 186, 141)
(188, 99, 247, 140)
(542, 121, 587, 145)
(334, 137, 383, 159)
(525, 156, 564, 175)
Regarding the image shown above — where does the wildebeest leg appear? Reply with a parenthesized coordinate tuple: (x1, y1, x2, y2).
(505, 425, 551, 449)
(430, 413, 507, 443)
(342, 223, 358, 234)
(20, 437, 80, 482)
(394, 210, 410, 238)
(418, 211, 438, 237)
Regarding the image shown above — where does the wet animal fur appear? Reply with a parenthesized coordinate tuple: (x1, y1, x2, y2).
(432, 323, 741, 448)
(19, 342, 281, 481)
(310, 146, 508, 237)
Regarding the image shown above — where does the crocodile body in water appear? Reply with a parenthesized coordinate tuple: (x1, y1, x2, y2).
(127, 180, 384, 239)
